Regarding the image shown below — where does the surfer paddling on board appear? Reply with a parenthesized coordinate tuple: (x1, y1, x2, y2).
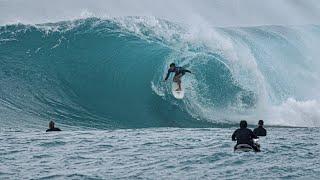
(164, 63, 191, 91)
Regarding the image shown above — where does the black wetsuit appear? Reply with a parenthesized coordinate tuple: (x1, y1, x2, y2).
(165, 67, 191, 80)
(46, 128, 61, 132)
(253, 126, 267, 136)
(232, 127, 259, 151)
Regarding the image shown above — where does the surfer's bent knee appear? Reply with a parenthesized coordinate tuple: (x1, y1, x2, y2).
(173, 77, 181, 83)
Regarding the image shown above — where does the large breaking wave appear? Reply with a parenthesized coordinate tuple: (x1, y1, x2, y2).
(1, 17, 320, 128)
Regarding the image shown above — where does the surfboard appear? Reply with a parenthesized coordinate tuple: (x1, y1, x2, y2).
(172, 82, 184, 99)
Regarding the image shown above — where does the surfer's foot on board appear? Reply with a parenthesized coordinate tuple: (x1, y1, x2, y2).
(175, 88, 182, 91)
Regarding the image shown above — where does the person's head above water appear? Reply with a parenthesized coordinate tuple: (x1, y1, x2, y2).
(240, 120, 247, 128)
(46, 120, 61, 132)
(49, 121, 55, 129)
(258, 120, 264, 126)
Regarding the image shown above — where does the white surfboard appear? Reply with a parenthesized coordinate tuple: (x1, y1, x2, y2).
(172, 82, 184, 99)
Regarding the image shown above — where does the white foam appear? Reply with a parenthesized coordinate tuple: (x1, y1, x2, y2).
(268, 98, 320, 127)
(151, 82, 165, 97)
(3, 13, 320, 127)
(1, 1, 320, 26)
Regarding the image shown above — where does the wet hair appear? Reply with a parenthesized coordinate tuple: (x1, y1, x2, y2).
(49, 121, 55, 129)
(240, 120, 247, 128)
(258, 120, 264, 126)
(170, 63, 176, 67)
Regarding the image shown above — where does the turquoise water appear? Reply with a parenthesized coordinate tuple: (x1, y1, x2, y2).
(1, 17, 320, 179)
(1, 128, 320, 179)
(1, 18, 320, 128)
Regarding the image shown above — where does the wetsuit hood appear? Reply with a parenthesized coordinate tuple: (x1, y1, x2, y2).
(240, 120, 247, 128)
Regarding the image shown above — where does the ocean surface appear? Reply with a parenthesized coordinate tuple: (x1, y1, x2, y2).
(1, 17, 320, 179)
(1, 128, 320, 179)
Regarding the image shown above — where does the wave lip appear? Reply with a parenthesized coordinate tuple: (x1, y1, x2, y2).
(1, 17, 320, 128)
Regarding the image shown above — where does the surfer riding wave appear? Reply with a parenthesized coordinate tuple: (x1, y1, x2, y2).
(164, 63, 192, 91)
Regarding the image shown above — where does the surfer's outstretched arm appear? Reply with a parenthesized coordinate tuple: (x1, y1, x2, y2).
(164, 70, 172, 81)
(183, 69, 192, 74)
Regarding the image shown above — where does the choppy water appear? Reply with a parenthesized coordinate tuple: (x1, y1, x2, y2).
(1, 127, 320, 179)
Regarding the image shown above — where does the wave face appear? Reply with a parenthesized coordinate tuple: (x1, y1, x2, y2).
(1, 17, 320, 128)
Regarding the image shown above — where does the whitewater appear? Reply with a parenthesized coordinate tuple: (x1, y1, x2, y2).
(1, 17, 320, 128)
(1, 1, 320, 179)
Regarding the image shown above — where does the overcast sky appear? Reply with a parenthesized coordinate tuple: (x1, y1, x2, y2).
(1, 0, 320, 26)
